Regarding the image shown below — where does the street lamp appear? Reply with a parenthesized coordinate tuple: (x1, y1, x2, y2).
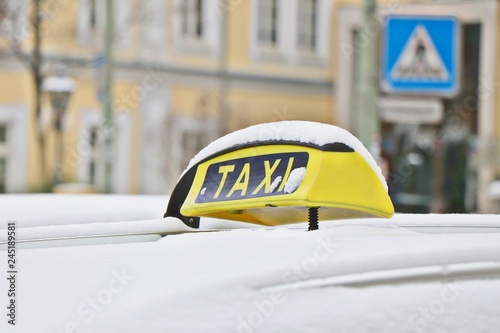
(42, 64, 75, 184)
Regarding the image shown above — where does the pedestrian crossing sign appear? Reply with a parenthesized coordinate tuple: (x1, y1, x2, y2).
(381, 16, 460, 96)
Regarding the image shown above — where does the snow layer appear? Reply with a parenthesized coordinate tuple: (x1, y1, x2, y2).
(0, 194, 168, 228)
(0, 218, 191, 243)
(284, 167, 306, 193)
(42, 75, 75, 92)
(270, 176, 282, 193)
(185, 121, 388, 191)
(2, 224, 500, 333)
(2, 194, 500, 243)
(2, 195, 499, 332)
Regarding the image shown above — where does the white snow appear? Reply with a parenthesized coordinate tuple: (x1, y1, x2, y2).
(1, 194, 500, 332)
(42, 75, 75, 92)
(270, 176, 282, 193)
(1, 223, 500, 333)
(332, 213, 500, 228)
(184, 121, 388, 191)
(0, 218, 191, 244)
(284, 167, 306, 194)
(0, 194, 168, 228)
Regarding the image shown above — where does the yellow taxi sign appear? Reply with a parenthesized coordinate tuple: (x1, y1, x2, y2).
(195, 152, 308, 204)
(166, 140, 394, 228)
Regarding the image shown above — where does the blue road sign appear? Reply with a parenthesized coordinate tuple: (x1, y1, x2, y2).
(381, 16, 460, 96)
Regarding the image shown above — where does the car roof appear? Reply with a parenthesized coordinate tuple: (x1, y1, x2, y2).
(2, 194, 500, 332)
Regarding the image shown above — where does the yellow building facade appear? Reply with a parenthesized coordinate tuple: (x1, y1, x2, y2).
(0, 0, 499, 212)
(0, 0, 335, 195)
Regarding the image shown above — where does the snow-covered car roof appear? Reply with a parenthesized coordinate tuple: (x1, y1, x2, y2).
(1, 195, 500, 332)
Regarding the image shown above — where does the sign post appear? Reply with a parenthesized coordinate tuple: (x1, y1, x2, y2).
(355, 0, 380, 149)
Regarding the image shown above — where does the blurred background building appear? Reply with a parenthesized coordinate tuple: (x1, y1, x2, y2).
(0, 0, 499, 214)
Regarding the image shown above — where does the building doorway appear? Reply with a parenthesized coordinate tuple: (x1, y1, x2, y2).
(383, 23, 481, 213)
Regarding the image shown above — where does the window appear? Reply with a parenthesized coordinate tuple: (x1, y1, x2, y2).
(78, 0, 130, 47)
(181, 0, 204, 40)
(251, 0, 329, 64)
(79, 111, 131, 193)
(0, 124, 7, 193)
(180, 129, 205, 171)
(88, 126, 99, 185)
(0, 106, 27, 192)
(257, 0, 278, 47)
(79, 0, 103, 40)
(0, 0, 27, 44)
(175, 0, 221, 56)
(0, 158, 5, 193)
(166, 114, 217, 190)
(297, 0, 317, 52)
(139, 0, 166, 53)
(0, 123, 6, 142)
(89, 0, 97, 31)
(0, 0, 7, 21)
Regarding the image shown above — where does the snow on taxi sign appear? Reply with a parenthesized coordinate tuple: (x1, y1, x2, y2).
(381, 16, 460, 96)
(165, 121, 394, 230)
